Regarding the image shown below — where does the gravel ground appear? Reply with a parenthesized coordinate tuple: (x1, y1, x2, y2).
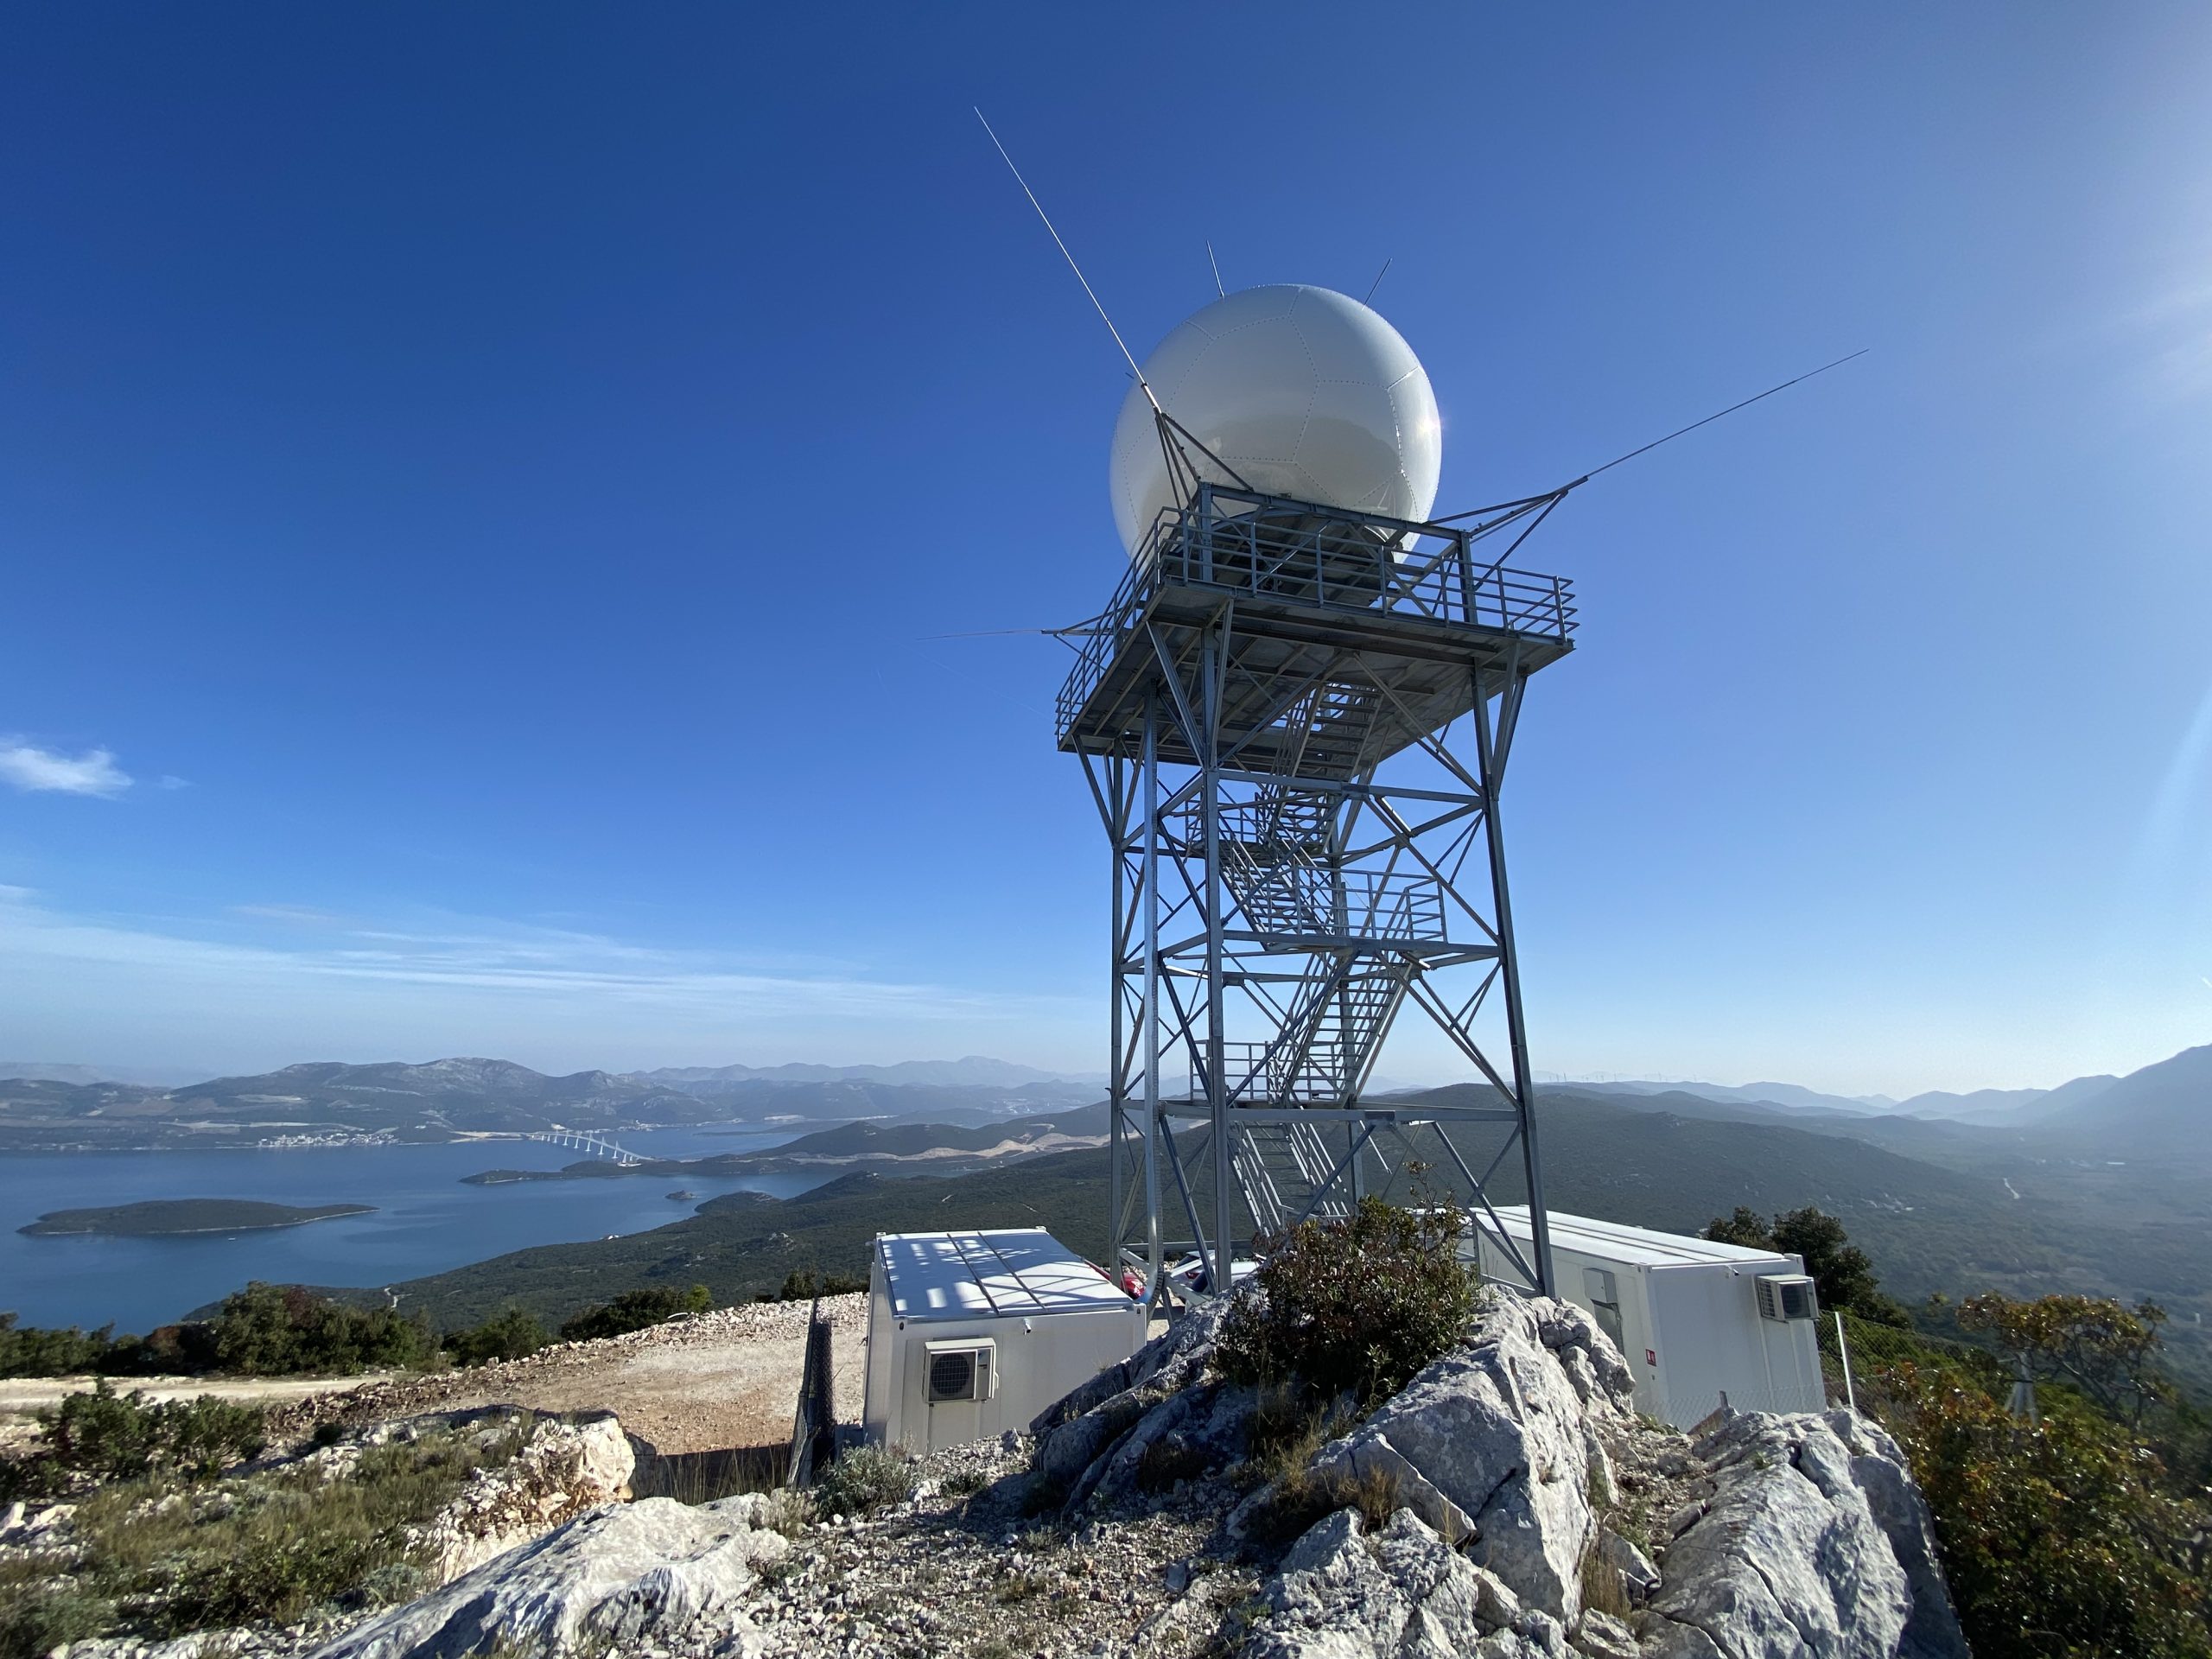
(269, 1296, 870, 1454)
(731, 1433, 1262, 1659)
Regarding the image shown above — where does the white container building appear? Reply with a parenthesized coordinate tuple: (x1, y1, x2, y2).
(1478, 1208, 1826, 1427)
(863, 1229, 1149, 1454)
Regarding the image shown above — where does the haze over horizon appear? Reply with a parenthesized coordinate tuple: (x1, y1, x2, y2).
(5, 7, 2210, 1098)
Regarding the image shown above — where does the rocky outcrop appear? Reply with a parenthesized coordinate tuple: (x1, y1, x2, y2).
(1306, 1291, 1631, 1619)
(1249, 1507, 1560, 1659)
(1211, 1294, 1965, 1659)
(1640, 1410, 1968, 1659)
(1027, 1299, 1254, 1513)
(307, 1493, 788, 1659)
(404, 1413, 635, 1581)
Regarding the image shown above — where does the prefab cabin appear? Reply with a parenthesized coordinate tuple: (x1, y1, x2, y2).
(863, 1229, 1148, 1454)
(1478, 1208, 1827, 1427)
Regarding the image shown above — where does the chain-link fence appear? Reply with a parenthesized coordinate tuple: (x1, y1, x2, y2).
(1817, 1307, 2004, 1424)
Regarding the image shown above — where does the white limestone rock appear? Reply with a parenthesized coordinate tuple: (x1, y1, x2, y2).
(308, 1494, 785, 1659)
(1310, 1293, 1602, 1618)
(1571, 1610, 1639, 1659)
(1821, 1410, 1971, 1659)
(1652, 1413, 1911, 1659)
(404, 1414, 636, 1583)
(1244, 1508, 1511, 1658)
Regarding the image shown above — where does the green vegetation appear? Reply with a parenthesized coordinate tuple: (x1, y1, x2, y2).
(1211, 1195, 1471, 1545)
(441, 1305, 550, 1367)
(1858, 1293, 2211, 1659)
(769, 1268, 868, 1301)
(19, 1199, 372, 1237)
(0, 1383, 266, 1502)
(1703, 1205, 1911, 1325)
(0, 1414, 531, 1659)
(202, 1282, 437, 1375)
(556, 1282, 711, 1342)
(812, 1444, 915, 1518)
(0, 1312, 114, 1378)
(0, 1283, 435, 1381)
(1217, 1193, 1478, 1405)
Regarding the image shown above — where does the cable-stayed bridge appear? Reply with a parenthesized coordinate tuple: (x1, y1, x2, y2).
(526, 1128, 643, 1166)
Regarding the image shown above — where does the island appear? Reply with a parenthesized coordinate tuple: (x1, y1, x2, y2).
(18, 1198, 375, 1237)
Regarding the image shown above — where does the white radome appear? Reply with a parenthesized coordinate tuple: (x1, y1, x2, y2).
(1109, 283, 1442, 557)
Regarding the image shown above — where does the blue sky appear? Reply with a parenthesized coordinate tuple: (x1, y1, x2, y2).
(3, 5, 2208, 1096)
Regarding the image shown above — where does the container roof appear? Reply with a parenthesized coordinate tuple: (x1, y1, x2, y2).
(1488, 1207, 1796, 1271)
(875, 1228, 1133, 1321)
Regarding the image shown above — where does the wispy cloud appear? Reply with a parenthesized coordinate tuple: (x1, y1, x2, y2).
(0, 888, 1077, 1033)
(2113, 278, 2212, 406)
(0, 740, 132, 798)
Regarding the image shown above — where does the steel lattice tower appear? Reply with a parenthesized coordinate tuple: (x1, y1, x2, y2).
(1058, 482, 1578, 1302)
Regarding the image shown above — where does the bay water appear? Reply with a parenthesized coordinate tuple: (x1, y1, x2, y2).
(0, 1127, 822, 1335)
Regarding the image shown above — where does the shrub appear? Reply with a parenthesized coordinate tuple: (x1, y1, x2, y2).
(1955, 1292, 2174, 1428)
(1884, 1362, 2211, 1659)
(557, 1284, 711, 1343)
(47, 1415, 532, 1646)
(0, 1313, 118, 1378)
(206, 1283, 436, 1376)
(0, 1577, 111, 1659)
(41, 1382, 266, 1484)
(813, 1445, 914, 1517)
(443, 1306, 550, 1367)
(1216, 1196, 1478, 1406)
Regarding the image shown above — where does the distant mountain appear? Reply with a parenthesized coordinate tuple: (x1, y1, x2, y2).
(634, 1057, 1100, 1089)
(0, 1060, 191, 1087)
(0, 1055, 1101, 1151)
(0, 1058, 715, 1151)
(1890, 1072, 2119, 1125)
(2036, 1043, 2210, 1151)
(0, 1062, 117, 1086)
(1562, 1079, 1890, 1116)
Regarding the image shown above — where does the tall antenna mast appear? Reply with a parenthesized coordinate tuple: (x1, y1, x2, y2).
(974, 109, 1158, 415)
(975, 109, 1254, 509)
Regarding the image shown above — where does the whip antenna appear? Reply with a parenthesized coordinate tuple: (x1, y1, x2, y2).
(1577, 348, 1867, 485)
(1436, 348, 1868, 524)
(975, 109, 1160, 416)
(1206, 240, 1225, 299)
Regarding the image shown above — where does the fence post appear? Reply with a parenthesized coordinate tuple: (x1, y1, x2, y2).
(1834, 1311, 1858, 1412)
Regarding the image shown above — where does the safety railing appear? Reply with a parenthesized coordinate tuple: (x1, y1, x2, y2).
(1224, 855, 1446, 944)
(1056, 487, 1577, 743)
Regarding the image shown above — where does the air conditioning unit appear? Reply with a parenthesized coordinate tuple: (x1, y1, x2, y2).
(924, 1338, 995, 1403)
(1756, 1274, 1818, 1323)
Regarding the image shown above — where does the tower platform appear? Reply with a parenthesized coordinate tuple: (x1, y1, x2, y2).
(1058, 486, 1575, 776)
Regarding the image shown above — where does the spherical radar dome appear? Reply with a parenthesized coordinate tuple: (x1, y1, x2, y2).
(1109, 283, 1442, 557)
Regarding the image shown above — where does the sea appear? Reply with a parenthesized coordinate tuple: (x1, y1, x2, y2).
(0, 1126, 823, 1335)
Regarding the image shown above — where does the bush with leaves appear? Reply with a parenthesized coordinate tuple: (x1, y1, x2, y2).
(1216, 1195, 1478, 1407)
(813, 1444, 913, 1517)
(203, 1283, 437, 1376)
(442, 1306, 550, 1367)
(1956, 1292, 2174, 1428)
(1884, 1359, 2210, 1659)
(774, 1268, 868, 1302)
(556, 1282, 712, 1343)
(0, 1312, 118, 1378)
(37, 1381, 266, 1484)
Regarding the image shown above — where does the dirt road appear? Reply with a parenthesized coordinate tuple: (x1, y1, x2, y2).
(1, 1295, 867, 1456)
